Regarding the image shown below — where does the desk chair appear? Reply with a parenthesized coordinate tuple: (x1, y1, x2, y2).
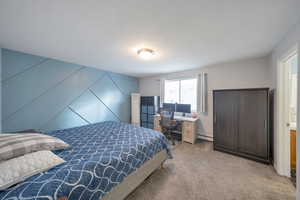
(159, 111, 180, 145)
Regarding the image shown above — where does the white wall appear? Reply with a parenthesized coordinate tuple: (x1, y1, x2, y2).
(269, 19, 300, 197)
(139, 56, 270, 140)
(139, 78, 160, 97)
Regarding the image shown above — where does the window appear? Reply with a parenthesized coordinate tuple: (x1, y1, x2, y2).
(164, 78, 197, 111)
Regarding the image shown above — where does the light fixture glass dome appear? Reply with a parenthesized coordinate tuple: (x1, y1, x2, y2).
(137, 48, 155, 59)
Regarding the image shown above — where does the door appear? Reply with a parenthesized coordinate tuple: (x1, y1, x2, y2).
(238, 90, 268, 158)
(284, 53, 298, 179)
(214, 91, 239, 151)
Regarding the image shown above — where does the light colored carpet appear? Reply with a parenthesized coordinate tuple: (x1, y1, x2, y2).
(126, 141, 295, 200)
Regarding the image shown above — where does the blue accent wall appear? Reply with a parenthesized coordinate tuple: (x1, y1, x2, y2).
(0, 48, 2, 132)
(1, 49, 139, 132)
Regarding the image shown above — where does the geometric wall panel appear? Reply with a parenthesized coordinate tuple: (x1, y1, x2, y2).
(2, 49, 45, 81)
(42, 108, 89, 132)
(2, 59, 82, 119)
(117, 96, 131, 122)
(90, 75, 128, 122)
(1, 49, 139, 132)
(69, 90, 119, 124)
(108, 72, 139, 96)
(2, 67, 105, 132)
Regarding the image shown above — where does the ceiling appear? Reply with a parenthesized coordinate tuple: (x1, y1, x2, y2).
(1, 1, 300, 77)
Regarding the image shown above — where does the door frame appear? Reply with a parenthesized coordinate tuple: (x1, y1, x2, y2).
(277, 46, 298, 177)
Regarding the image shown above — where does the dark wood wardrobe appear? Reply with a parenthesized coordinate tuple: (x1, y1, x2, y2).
(213, 88, 270, 164)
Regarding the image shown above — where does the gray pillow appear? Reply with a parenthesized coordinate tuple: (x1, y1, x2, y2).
(14, 129, 41, 133)
(0, 150, 65, 190)
(0, 133, 69, 162)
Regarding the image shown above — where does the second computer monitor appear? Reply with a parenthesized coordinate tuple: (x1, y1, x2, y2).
(162, 103, 176, 112)
(176, 104, 191, 113)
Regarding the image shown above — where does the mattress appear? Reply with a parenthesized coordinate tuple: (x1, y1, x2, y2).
(0, 121, 171, 200)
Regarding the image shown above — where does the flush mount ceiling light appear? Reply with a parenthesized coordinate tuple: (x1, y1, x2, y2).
(137, 48, 155, 59)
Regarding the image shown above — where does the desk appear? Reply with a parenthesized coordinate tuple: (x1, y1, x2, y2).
(154, 114, 198, 144)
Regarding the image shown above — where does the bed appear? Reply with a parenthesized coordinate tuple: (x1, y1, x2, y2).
(0, 121, 171, 200)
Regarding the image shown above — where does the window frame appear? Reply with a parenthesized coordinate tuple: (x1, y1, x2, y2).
(164, 77, 198, 111)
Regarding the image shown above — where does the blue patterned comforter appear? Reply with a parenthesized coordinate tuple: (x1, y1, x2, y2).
(0, 121, 171, 200)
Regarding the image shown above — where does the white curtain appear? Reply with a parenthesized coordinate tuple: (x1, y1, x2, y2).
(197, 72, 208, 113)
(159, 78, 165, 107)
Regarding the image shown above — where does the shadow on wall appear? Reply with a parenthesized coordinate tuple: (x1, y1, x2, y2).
(1, 49, 138, 132)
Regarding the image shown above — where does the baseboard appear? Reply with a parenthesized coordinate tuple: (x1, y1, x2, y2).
(273, 163, 278, 173)
(198, 134, 213, 142)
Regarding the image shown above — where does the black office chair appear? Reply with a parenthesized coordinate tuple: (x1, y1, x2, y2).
(159, 110, 178, 145)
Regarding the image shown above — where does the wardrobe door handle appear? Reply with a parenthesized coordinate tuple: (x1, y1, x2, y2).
(264, 120, 267, 129)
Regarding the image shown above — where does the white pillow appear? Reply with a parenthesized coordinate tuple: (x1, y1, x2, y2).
(0, 150, 65, 190)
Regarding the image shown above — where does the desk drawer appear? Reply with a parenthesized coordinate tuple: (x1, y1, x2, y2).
(183, 122, 193, 133)
(182, 122, 196, 144)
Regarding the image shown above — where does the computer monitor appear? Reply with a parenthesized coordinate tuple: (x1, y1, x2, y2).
(176, 104, 191, 113)
(162, 103, 176, 112)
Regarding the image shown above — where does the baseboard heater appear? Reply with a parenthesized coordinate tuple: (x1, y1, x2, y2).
(198, 134, 213, 141)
